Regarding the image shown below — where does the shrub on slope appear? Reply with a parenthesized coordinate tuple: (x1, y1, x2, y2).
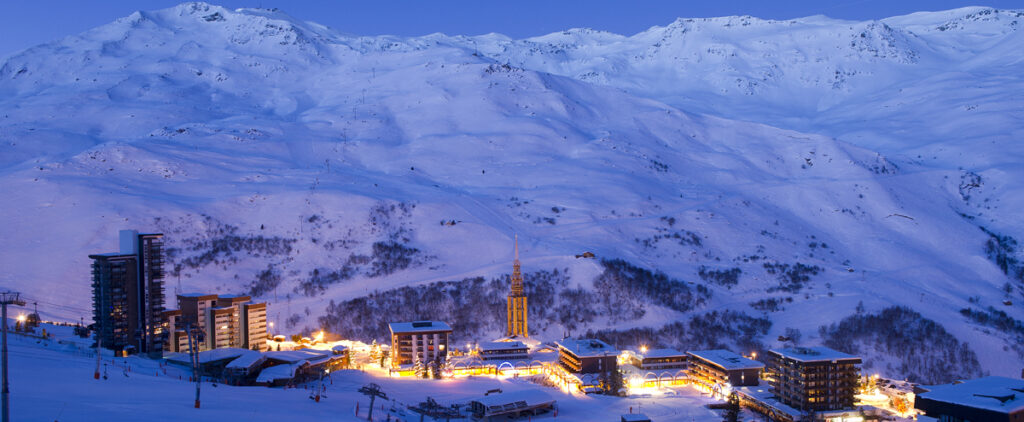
(819, 306, 982, 384)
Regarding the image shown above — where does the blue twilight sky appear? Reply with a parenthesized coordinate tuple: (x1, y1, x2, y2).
(2, 0, 1022, 58)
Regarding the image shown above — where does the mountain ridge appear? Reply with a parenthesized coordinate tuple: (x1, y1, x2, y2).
(0, 2, 1021, 382)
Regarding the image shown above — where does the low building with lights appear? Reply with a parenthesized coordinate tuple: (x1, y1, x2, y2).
(687, 349, 763, 395)
(914, 376, 1024, 422)
(556, 338, 617, 374)
(619, 348, 689, 389)
(255, 349, 346, 386)
(165, 347, 260, 378)
(766, 346, 861, 413)
(626, 348, 688, 371)
(478, 340, 529, 361)
(388, 320, 451, 370)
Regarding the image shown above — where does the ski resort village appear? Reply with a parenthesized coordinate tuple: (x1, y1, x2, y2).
(2, 2, 1024, 422)
(0, 228, 1016, 421)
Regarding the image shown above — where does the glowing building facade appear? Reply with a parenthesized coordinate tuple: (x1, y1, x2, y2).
(506, 236, 528, 338)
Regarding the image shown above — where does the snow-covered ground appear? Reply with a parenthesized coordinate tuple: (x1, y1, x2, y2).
(0, 2, 1022, 384)
(9, 322, 728, 421)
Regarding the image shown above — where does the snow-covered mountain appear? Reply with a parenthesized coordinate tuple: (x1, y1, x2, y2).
(1, 2, 1022, 383)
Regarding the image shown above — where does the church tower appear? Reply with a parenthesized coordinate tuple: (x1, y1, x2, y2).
(506, 235, 528, 338)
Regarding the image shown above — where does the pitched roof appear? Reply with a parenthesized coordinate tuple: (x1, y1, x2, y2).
(225, 351, 265, 369)
(471, 389, 554, 408)
(256, 363, 299, 383)
(264, 349, 329, 364)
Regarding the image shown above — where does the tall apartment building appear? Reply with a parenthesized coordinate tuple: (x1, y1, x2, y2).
(207, 306, 235, 349)
(90, 253, 136, 352)
(766, 346, 861, 413)
(160, 309, 183, 353)
(216, 295, 249, 348)
(388, 321, 451, 368)
(242, 302, 268, 352)
(169, 293, 267, 352)
(90, 230, 166, 356)
(176, 293, 217, 351)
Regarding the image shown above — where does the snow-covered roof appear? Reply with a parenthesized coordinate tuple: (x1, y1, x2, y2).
(164, 347, 255, 365)
(641, 348, 685, 359)
(178, 292, 217, 298)
(331, 344, 349, 353)
(256, 363, 299, 383)
(620, 414, 651, 422)
(88, 252, 134, 258)
(388, 320, 452, 333)
(471, 389, 554, 408)
(770, 346, 860, 363)
(918, 376, 1024, 414)
(264, 349, 329, 363)
(197, 348, 255, 363)
(687, 349, 764, 370)
(491, 336, 544, 348)
(307, 355, 331, 366)
(479, 341, 528, 351)
(225, 351, 265, 369)
(556, 339, 617, 358)
(735, 386, 801, 418)
(162, 352, 190, 365)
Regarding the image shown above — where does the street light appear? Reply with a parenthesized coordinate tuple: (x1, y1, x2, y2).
(15, 315, 24, 323)
(640, 345, 648, 355)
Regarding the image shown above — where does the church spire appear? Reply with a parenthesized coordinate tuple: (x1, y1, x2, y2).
(507, 234, 528, 337)
(511, 235, 524, 296)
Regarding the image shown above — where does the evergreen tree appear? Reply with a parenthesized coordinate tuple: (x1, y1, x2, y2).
(432, 356, 443, 379)
(721, 393, 740, 422)
(608, 369, 625, 396)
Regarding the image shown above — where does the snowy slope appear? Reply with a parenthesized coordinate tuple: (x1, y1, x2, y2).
(0, 3, 1022, 382)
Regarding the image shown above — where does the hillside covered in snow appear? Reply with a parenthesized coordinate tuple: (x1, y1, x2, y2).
(1, 2, 1022, 383)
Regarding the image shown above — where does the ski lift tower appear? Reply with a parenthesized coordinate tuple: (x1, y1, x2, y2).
(0, 291, 26, 422)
